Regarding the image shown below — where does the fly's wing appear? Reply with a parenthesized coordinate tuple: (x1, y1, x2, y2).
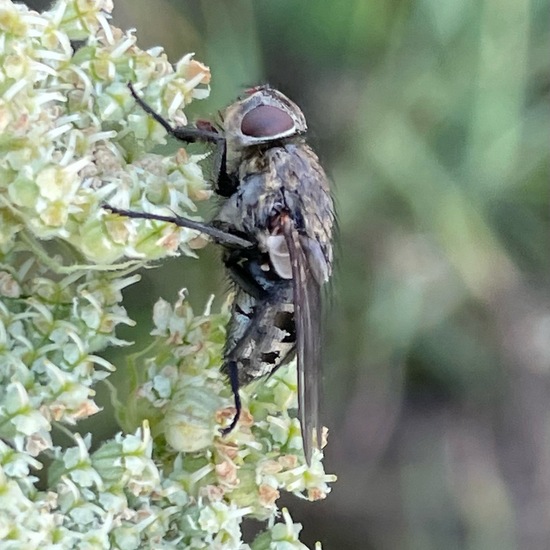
(281, 215, 322, 464)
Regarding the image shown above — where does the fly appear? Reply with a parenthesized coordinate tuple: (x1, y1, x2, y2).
(106, 82, 334, 463)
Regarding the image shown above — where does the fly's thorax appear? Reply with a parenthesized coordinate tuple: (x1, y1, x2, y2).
(214, 151, 284, 236)
(215, 141, 334, 286)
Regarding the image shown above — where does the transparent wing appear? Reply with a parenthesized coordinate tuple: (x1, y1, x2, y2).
(281, 215, 322, 464)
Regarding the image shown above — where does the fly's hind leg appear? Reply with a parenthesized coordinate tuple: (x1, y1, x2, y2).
(220, 360, 242, 436)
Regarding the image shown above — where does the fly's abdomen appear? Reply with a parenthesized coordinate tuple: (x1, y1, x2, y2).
(223, 280, 296, 385)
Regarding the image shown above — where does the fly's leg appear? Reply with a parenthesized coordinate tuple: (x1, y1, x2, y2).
(220, 360, 242, 435)
(104, 205, 254, 249)
(127, 82, 222, 145)
(127, 82, 235, 194)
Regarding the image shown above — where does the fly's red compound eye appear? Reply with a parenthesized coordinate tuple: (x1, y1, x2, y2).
(241, 105, 294, 138)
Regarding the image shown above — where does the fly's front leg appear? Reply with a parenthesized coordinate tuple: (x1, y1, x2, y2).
(127, 83, 232, 193)
(128, 82, 222, 145)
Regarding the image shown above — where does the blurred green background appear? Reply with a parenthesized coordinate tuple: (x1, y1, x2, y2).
(30, 0, 550, 548)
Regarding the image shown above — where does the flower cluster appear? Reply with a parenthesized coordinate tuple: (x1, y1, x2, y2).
(0, 0, 334, 548)
(123, 293, 335, 512)
(0, 0, 211, 264)
(0, 267, 138, 455)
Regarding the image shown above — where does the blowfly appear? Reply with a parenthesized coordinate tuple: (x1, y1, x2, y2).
(106, 82, 334, 463)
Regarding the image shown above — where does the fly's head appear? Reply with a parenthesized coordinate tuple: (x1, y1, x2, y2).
(223, 86, 307, 158)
